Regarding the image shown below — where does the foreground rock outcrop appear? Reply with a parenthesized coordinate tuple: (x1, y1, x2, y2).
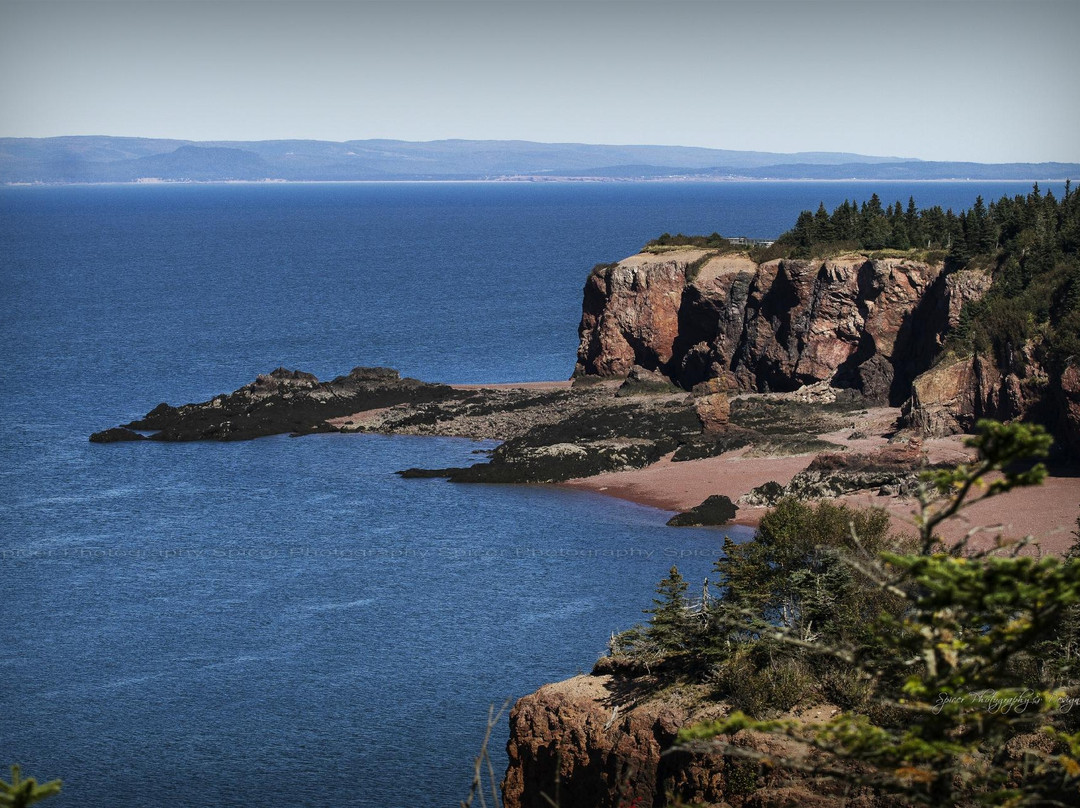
(575, 250, 986, 406)
(503, 673, 871, 808)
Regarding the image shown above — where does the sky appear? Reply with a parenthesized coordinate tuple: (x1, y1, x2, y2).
(1, 0, 1077, 163)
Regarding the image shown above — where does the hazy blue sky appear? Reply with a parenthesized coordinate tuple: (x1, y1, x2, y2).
(1, 0, 1077, 162)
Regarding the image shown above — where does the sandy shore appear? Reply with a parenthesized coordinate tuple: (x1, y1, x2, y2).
(564, 405, 1079, 556)
(330, 379, 1077, 555)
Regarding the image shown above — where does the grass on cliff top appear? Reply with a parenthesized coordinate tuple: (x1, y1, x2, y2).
(640, 244, 710, 255)
(640, 239, 945, 265)
(642, 232, 743, 252)
(750, 241, 948, 264)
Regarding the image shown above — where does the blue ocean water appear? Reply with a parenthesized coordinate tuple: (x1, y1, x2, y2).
(0, 180, 1058, 807)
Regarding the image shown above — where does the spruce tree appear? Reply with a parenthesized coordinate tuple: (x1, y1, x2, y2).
(645, 566, 690, 651)
(0, 766, 61, 808)
(812, 201, 834, 243)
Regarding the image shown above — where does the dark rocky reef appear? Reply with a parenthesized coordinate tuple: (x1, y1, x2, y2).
(93, 357, 884, 488)
(88, 427, 148, 444)
(91, 366, 721, 484)
(398, 393, 705, 483)
(669, 395, 854, 463)
(90, 366, 456, 442)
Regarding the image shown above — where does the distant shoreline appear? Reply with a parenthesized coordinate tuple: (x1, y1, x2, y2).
(6, 136, 1074, 186)
(4, 177, 1071, 188)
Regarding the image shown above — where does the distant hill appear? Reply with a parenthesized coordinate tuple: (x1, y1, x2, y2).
(0, 137, 1075, 183)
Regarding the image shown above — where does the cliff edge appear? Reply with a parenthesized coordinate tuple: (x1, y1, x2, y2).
(502, 671, 871, 808)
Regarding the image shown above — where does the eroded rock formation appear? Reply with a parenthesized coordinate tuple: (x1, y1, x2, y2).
(575, 251, 987, 406)
(503, 673, 866, 808)
(573, 249, 1080, 449)
(901, 348, 1048, 437)
(1059, 360, 1080, 455)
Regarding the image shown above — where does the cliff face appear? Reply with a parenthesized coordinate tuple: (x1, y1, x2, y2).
(575, 251, 987, 406)
(902, 353, 1023, 436)
(503, 673, 865, 808)
(574, 251, 1080, 445)
(576, 253, 696, 378)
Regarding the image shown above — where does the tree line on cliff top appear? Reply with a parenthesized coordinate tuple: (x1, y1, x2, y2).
(653, 185, 1080, 405)
(612, 420, 1080, 805)
(778, 184, 1080, 379)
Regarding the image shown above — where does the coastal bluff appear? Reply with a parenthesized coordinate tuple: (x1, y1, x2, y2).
(574, 249, 978, 407)
(86, 246, 1080, 807)
(572, 247, 1080, 452)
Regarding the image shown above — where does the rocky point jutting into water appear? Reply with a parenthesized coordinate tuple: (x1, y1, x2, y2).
(91, 244, 1079, 487)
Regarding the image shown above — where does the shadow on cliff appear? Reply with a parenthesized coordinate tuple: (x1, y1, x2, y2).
(834, 264, 956, 406)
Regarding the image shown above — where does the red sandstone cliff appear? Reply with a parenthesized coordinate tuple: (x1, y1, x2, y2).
(573, 249, 1080, 449)
(574, 250, 988, 406)
(502, 672, 878, 808)
(1060, 360, 1080, 455)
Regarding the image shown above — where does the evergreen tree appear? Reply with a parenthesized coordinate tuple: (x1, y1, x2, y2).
(644, 566, 691, 651)
(0, 766, 61, 808)
(812, 201, 834, 243)
(854, 193, 890, 249)
(789, 210, 815, 257)
(969, 194, 997, 254)
(829, 200, 858, 242)
(905, 196, 924, 247)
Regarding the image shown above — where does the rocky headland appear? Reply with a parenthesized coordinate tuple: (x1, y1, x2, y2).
(576, 247, 1080, 449)
(577, 249, 971, 406)
(91, 246, 1078, 542)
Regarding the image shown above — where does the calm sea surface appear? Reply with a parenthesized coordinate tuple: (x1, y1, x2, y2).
(0, 181, 1057, 807)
